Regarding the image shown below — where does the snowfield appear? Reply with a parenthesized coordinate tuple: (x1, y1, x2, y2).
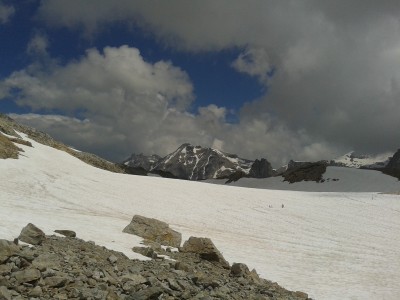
(1, 134, 400, 299)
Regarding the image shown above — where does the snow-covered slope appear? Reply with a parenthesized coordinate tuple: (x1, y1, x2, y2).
(333, 151, 391, 169)
(1, 134, 400, 299)
(152, 143, 253, 180)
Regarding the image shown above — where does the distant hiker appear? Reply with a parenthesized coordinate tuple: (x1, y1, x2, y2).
(281, 204, 284, 208)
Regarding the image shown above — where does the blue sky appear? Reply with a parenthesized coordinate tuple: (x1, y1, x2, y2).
(1, 1, 400, 166)
(0, 1, 263, 115)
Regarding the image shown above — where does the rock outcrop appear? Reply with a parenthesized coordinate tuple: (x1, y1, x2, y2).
(382, 149, 400, 180)
(0, 223, 310, 300)
(248, 158, 274, 178)
(0, 134, 22, 159)
(283, 161, 328, 183)
(123, 215, 182, 248)
(386, 149, 400, 170)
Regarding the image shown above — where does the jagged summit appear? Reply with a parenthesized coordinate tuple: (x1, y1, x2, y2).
(123, 153, 161, 171)
(152, 143, 254, 180)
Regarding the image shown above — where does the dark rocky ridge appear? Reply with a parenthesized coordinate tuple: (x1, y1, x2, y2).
(0, 225, 311, 300)
(126, 144, 275, 181)
(382, 149, 400, 180)
(282, 161, 328, 184)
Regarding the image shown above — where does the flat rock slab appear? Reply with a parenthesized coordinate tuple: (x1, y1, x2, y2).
(123, 215, 181, 248)
(54, 230, 76, 238)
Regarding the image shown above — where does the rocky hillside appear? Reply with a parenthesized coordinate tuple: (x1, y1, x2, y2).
(0, 114, 126, 174)
(0, 222, 310, 300)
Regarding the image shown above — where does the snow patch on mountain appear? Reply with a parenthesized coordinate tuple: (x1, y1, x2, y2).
(333, 151, 391, 169)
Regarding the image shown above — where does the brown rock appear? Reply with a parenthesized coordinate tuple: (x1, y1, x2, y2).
(123, 215, 181, 248)
(54, 230, 76, 238)
(230, 263, 250, 277)
(18, 223, 46, 245)
(181, 237, 230, 269)
(44, 276, 69, 288)
(0, 239, 19, 263)
(13, 268, 41, 284)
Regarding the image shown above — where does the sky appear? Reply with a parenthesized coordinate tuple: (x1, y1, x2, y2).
(1, 0, 400, 166)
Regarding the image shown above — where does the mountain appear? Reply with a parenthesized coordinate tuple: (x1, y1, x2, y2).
(332, 151, 390, 169)
(123, 153, 161, 171)
(150, 143, 254, 180)
(382, 149, 400, 180)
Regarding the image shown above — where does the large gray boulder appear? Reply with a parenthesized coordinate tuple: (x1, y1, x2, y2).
(123, 215, 181, 248)
(18, 223, 46, 245)
(181, 237, 230, 269)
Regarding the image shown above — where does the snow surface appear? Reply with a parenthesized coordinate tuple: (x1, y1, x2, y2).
(1, 135, 400, 299)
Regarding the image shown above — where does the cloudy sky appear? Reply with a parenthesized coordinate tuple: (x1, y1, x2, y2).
(1, 0, 400, 166)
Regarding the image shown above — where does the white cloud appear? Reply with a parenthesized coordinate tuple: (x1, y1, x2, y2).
(232, 47, 272, 82)
(0, 1, 14, 24)
(1, 44, 336, 166)
(27, 32, 49, 56)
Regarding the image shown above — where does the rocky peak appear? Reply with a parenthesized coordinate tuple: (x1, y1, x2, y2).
(123, 153, 161, 171)
(386, 149, 400, 169)
(249, 158, 273, 178)
(152, 143, 253, 180)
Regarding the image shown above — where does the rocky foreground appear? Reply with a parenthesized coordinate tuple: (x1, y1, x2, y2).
(0, 222, 310, 300)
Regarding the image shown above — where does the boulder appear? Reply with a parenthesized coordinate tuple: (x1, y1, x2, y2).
(0, 239, 19, 263)
(0, 286, 12, 300)
(123, 215, 181, 248)
(13, 268, 41, 284)
(230, 263, 250, 277)
(18, 223, 46, 245)
(249, 158, 273, 178)
(181, 237, 230, 269)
